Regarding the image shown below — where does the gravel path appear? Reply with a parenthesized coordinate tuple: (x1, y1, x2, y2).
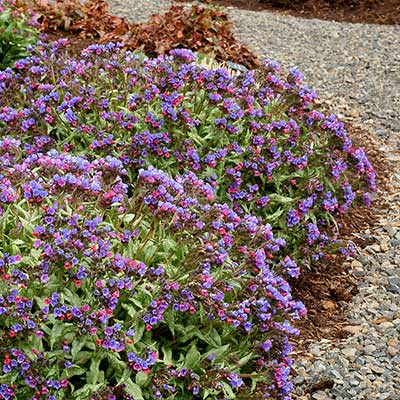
(108, 1, 400, 398)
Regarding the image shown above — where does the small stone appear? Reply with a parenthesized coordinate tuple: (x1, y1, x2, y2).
(363, 345, 377, 354)
(392, 356, 400, 365)
(383, 225, 396, 237)
(292, 375, 305, 385)
(380, 242, 389, 252)
(351, 259, 363, 268)
(311, 391, 330, 400)
(310, 345, 322, 357)
(342, 347, 356, 357)
(388, 347, 398, 357)
(353, 269, 365, 278)
(377, 321, 394, 331)
(342, 325, 362, 335)
(357, 254, 371, 265)
(387, 284, 400, 294)
(368, 244, 381, 253)
(370, 365, 385, 374)
(378, 393, 393, 400)
(313, 362, 327, 374)
(388, 277, 400, 286)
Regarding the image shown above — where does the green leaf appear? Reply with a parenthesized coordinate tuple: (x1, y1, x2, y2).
(238, 352, 253, 366)
(208, 328, 222, 346)
(87, 354, 104, 385)
(135, 371, 150, 387)
(203, 344, 230, 360)
(73, 383, 105, 399)
(124, 379, 144, 400)
(62, 365, 86, 379)
(50, 321, 64, 350)
(185, 345, 201, 369)
(268, 194, 295, 204)
(162, 345, 173, 365)
(123, 214, 136, 223)
(163, 310, 175, 335)
(71, 338, 86, 358)
(73, 350, 93, 364)
(221, 382, 236, 399)
(266, 207, 285, 222)
(134, 322, 145, 342)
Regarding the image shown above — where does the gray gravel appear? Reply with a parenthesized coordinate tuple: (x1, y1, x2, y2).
(108, 1, 400, 398)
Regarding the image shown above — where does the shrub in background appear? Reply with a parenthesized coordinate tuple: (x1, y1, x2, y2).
(0, 0, 38, 70)
(16, 1, 260, 68)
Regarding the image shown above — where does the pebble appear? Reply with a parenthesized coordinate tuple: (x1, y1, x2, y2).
(370, 365, 385, 374)
(310, 345, 322, 357)
(388, 347, 398, 357)
(363, 345, 377, 354)
(311, 392, 330, 400)
(342, 347, 356, 357)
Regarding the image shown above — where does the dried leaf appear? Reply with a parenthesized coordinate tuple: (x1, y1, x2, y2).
(18, 0, 259, 68)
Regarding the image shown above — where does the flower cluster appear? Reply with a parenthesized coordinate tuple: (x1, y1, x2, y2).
(0, 40, 375, 399)
(0, 42, 375, 268)
(0, 147, 304, 398)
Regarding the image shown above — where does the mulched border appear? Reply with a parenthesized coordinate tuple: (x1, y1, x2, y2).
(183, 0, 400, 25)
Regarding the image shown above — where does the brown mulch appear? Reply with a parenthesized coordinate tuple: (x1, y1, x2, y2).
(190, 0, 400, 25)
(290, 121, 392, 350)
(43, 32, 97, 55)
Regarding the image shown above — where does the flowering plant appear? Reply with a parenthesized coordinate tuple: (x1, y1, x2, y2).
(0, 40, 375, 399)
(0, 42, 375, 268)
(0, 136, 305, 399)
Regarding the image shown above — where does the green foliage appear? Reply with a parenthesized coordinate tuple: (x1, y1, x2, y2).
(0, 2, 38, 70)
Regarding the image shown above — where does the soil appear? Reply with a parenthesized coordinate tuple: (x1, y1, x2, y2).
(188, 0, 400, 25)
(290, 122, 392, 349)
(42, 32, 99, 56)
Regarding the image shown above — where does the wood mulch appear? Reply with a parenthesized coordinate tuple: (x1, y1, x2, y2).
(190, 0, 400, 25)
(290, 121, 393, 348)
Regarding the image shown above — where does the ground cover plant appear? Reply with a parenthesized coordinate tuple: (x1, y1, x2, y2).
(0, 42, 376, 268)
(0, 41, 376, 399)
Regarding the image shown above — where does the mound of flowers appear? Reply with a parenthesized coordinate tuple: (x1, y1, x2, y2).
(0, 42, 375, 268)
(0, 139, 305, 399)
(0, 40, 375, 399)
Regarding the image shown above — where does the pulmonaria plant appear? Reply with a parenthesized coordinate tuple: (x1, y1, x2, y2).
(0, 137, 305, 399)
(0, 40, 376, 399)
(0, 41, 375, 268)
